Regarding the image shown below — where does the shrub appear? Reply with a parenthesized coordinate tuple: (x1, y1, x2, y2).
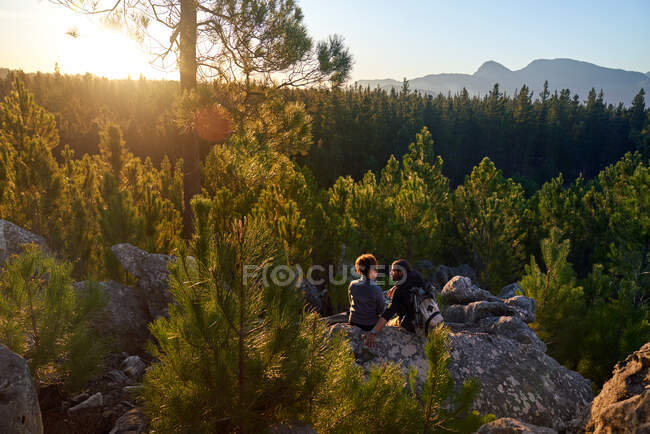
(0, 245, 106, 391)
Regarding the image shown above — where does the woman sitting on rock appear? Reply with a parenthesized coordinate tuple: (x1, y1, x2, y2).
(348, 253, 385, 332)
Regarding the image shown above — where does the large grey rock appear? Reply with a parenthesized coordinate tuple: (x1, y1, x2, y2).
(499, 283, 523, 300)
(110, 408, 148, 434)
(330, 324, 592, 431)
(111, 243, 174, 319)
(74, 280, 151, 353)
(121, 356, 146, 378)
(505, 296, 536, 324)
(0, 219, 48, 265)
(441, 276, 497, 304)
(480, 316, 546, 353)
(478, 417, 557, 433)
(68, 392, 103, 414)
(0, 344, 43, 433)
(444, 300, 517, 323)
(581, 342, 650, 433)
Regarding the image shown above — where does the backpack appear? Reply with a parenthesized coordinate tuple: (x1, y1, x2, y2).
(409, 285, 443, 336)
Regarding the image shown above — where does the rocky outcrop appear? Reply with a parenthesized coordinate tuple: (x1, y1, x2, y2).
(581, 342, 650, 433)
(74, 280, 152, 353)
(326, 275, 592, 431)
(478, 417, 557, 433)
(441, 277, 541, 351)
(0, 219, 48, 265)
(111, 243, 174, 319)
(329, 323, 591, 431)
(0, 344, 43, 434)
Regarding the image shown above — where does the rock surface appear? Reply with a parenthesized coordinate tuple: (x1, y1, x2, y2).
(329, 323, 591, 431)
(0, 344, 43, 433)
(441, 276, 497, 304)
(110, 408, 148, 434)
(121, 356, 146, 378)
(504, 296, 536, 324)
(499, 283, 523, 300)
(0, 219, 48, 264)
(68, 392, 103, 414)
(444, 300, 517, 323)
(478, 316, 546, 353)
(111, 243, 174, 319)
(581, 342, 650, 433)
(74, 280, 151, 353)
(478, 417, 557, 433)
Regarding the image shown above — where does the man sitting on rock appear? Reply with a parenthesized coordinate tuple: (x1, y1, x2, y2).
(364, 259, 435, 347)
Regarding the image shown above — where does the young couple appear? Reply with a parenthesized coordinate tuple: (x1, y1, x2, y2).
(348, 253, 426, 347)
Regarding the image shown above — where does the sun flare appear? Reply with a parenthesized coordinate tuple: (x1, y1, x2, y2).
(56, 20, 168, 80)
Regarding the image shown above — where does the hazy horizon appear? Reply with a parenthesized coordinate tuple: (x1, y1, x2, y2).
(0, 0, 649, 81)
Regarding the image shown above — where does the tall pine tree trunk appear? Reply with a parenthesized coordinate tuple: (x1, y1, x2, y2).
(179, 0, 199, 238)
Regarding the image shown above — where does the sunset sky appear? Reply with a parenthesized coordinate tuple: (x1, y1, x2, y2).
(1, 0, 649, 81)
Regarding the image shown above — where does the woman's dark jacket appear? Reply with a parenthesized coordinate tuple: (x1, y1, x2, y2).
(381, 270, 426, 333)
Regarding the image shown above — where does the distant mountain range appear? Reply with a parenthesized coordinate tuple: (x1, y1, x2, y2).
(356, 59, 649, 105)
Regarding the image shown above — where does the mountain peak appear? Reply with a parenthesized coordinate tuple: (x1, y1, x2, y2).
(474, 60, 512, 78)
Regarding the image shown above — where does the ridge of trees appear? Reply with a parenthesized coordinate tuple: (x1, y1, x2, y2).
(1, 71, 646, 193)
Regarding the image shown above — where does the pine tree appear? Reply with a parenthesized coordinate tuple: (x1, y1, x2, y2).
(143, 198, 330, 432)
(520, 227, 585, 369)
(0, 246, 106, 391)
(452, 157, 527, 292)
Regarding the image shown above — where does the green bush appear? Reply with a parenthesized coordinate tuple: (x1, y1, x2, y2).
(0, 245, 106, 391)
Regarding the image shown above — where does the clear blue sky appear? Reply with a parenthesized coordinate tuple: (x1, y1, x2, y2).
(1, 0, 649, 81)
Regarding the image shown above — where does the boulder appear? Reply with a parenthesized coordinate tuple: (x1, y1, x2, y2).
(478, 417, 557, 433)
(74, 280, 151, 353)
(111, 243, 174, 319)
(582, 342, 650, 433)
(121, 356, 146, 378)
(329, 323, 592, 431)
(68, 392, 103, 414)
(499, 283, 523, 300)
(0, 219, 48, 265)
(444, 300, 518, 323)
(504, 296, 536, 324)
(480, 316, 546, 353)
(441, 276, 497, 304)
(0, 344, 43, 434)
(110, 408, 148, 434)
